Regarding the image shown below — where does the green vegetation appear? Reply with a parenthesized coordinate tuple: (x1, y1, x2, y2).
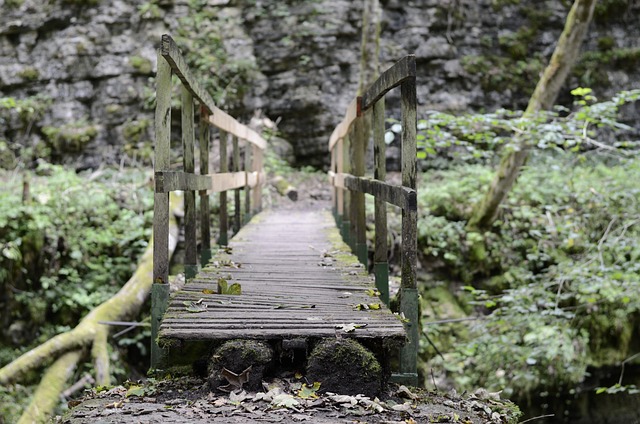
(17, 67, 39, 82)
(42, 120, 98, 154)
(0, 164, 153, 381)
(173, 0, 258, 108)
(403, 89, 640, 399)
(129, 55, 153, 74)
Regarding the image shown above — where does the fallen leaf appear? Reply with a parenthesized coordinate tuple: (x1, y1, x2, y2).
(218, 366, 252, 391)
(271, 393, 299, 408)
(335, 323, 368, 333)
(202, 289, 216, 294)
(297, 382, 321, 399)
(229, 390, 250, 404)
(396, 385, 418, 400)
(366, 288, 381, 297)
(391, 402, 412, 412)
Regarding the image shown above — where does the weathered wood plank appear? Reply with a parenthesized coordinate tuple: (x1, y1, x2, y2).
(182, 87, 197, 279)
(328, 96, 361, 151)
(337, 174, 416, 211)
(361, 55, 416, 111)
(232, 136, 241, 233)
(199, 106, 212, 264)
(352, 117, 367, 266)
(399, 66, 418, 380)
(152, 51, 172, 368)
(210, 172, 246, 193)
(372, 98, 389, 305)
(155, 171, 211, 192)
(209, 108, 267, 150)
(160, 34, 217, 116)
(159, 210, 406, 348)
(219, 130, 228, 246)
(153, 51, 171, 286)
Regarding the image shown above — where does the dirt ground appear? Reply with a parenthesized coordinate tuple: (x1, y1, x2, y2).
(58, 375, 521, 423)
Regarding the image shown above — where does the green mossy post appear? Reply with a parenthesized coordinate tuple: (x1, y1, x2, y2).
(396, 63, 418, 386)
(373, 97, 389, 305)
(151, 49, 172, 368)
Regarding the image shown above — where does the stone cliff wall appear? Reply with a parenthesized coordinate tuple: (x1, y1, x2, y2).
(0, 0, 638, 170)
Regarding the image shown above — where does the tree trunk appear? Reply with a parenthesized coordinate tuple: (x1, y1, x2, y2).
(467, 0, 598, 231)
(358, 0, 381, 96)
(0, 193, 183, 422)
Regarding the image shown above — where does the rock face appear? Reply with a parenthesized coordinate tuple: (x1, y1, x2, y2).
(1, 0, 638, 169)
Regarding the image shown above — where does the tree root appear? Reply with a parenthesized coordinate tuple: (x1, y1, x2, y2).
(0, 192, 183, 422)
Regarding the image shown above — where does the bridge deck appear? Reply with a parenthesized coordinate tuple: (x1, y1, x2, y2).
(158, 208, 406, 356)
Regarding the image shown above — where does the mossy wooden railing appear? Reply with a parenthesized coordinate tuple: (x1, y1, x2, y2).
(328, 55, 418, 386)
(151, 34, 266, 367)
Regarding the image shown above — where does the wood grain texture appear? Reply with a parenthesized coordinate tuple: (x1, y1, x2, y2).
(153, 51, 172, 286)
(182, 87, 197, 278)
(199, 107, 211, 264)
(361, 55, 416, 111)
(161, 34, 217, 115)
(159, 209, 406, 345)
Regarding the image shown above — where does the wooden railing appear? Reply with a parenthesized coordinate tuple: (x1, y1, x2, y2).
(328, 55, 418, 385)
(151, 34, 266, 367)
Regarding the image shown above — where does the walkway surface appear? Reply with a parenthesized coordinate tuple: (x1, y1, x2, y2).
(158, 208, 406, 357)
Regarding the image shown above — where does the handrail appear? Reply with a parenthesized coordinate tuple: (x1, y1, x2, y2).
(328, 55, 418, 386)
(151, 34, 266, 367)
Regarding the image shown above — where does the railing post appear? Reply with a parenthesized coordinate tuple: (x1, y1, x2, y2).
(251, 145, 262, 215)
(219, 130, 229, 246)
(151, 50, 172, 368)
(244, 142, 252, 224)
(398, 69, 419, 386)
(182, 87, 197, 280)
(353, 113, 367, 267)
(233, 135, 241, 233)
(200, 106, 212, 264)
(373, 98, 389, 306)
(336, 138, 344, 231)
(342, 135, 351, 246)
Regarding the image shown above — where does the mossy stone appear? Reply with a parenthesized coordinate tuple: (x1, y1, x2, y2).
(306, 338, 382, 398)
(208, 339, 274, 391)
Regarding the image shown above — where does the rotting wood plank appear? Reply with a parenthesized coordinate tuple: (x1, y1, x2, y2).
(158, 209, 406, 361)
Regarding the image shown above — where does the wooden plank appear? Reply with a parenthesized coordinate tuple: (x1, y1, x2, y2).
(219, 130, 228, 246)
(373, 97, 389, 305)
(209, 108, 267, 150)
(328, 96, 361, 151)
(252, 146, 262, 213)
(199, 106, 212, 264)
(153, 51, 171, 286)
(159, 209, 407, 347)
(232, 136, 241, 233)
(160, 34, 217, 116)
(400, 71, 418, 378)
(182, 87, 197, 279)
(337, 174, 416, 211)
(210, 172, 246, 193)
(155, 171, 211, 192)
(352, 117, 367, 266)
(244, 142, 252, 221)
(361, 55, 416, 111)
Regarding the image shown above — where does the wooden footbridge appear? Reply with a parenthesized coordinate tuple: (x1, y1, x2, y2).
(151, 35, 419, 385)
